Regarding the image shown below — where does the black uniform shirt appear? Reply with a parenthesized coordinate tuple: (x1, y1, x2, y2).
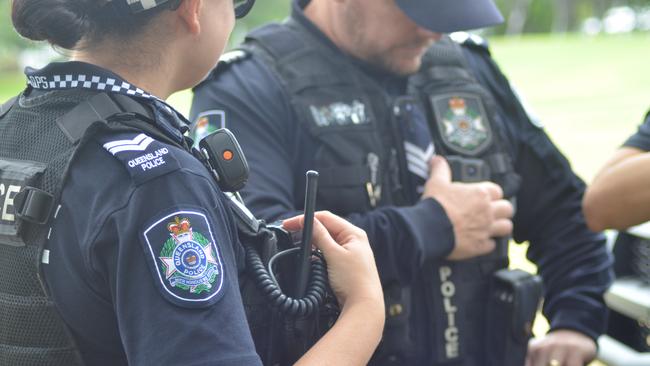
(191, 1, 613, 363)
(24, 62, 262, 366)
(623, 110, 650, 150)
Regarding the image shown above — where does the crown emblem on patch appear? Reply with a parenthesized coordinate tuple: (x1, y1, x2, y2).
(167, 216, 193, 242)
(448, 97, 466, 111)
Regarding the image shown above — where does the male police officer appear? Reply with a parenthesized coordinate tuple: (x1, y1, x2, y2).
(191, 0, 613, 365)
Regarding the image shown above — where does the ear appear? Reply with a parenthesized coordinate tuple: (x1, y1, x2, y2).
(176, 0, 202, 35)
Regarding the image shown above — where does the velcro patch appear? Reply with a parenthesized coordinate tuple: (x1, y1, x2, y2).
(309, 99, 370, 127)
(141, 209, 226, 308)
(100, 132, 181, 185)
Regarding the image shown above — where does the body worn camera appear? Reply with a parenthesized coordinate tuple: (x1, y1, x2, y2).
(199, 128, 249, 192)
(446, 155, 490, 183)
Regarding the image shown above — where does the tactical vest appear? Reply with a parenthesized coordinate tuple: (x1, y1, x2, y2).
(242, 20, 522, 365)
(0, 90, 203, 366)
(1, 89, 334, 366)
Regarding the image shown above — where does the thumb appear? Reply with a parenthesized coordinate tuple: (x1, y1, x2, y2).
(428, 155, 452, 183)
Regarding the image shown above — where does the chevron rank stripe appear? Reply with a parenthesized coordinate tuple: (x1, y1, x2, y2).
(404, 142, 434, 179)
(103, 133, 155, 155)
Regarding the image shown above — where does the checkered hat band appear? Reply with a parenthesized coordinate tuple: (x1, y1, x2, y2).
(126, 0, 167, 12)
(27, 74, 154, 100)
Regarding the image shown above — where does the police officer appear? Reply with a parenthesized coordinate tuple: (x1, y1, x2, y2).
(1, 0, 385, 364)
(582, 109, 650, 355)
(190, 0, 613, 365)
(583, 109, 650, 230)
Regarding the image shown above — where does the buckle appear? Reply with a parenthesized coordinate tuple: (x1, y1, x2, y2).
(14, 186, 54, 225)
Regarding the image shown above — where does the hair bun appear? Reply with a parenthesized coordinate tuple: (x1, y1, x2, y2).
(12, 0, 92, 49)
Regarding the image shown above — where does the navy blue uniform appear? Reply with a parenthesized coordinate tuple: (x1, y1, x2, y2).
(191, 2, 612, 363)
(25, 62, 262, 365)
(623, 111, 650, 150)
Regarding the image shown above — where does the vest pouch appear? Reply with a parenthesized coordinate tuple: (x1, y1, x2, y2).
(370, 284, 415, 365)
(316, 164, 375, 215)
(485, 269, 543, 366)
(0, 158, 47, 247)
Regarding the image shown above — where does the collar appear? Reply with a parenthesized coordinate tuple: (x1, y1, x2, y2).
(24, 61, 189, 142)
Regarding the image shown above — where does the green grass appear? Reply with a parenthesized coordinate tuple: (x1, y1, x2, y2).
(490, 32, 650, 183)
(0, 71, 26, 103)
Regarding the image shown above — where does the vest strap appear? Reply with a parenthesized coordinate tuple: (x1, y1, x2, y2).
(14, 186, 55, 225)
(56, 93, 154, 143)
(0, 96, 17, 118)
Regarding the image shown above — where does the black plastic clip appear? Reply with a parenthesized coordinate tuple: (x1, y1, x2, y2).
(14, 186, 55, 225)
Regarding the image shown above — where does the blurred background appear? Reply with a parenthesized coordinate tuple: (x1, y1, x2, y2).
(1, 0, 649, 360)
(1, 0, 649, 179)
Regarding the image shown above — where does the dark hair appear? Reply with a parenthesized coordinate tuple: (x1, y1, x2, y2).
(11, 0, 168, 49)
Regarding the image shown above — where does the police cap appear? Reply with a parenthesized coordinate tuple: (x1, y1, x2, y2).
(394, 0, 504, 33)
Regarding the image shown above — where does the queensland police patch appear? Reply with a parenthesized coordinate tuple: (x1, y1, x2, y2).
(142, 209, 225, 307)
(431, 94, 493, 156)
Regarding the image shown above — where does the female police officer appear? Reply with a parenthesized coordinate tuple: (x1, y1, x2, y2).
(1, 0, 384, 364)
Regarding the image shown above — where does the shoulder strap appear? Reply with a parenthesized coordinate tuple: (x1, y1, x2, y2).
(56, 93, 155, 144)
(244, 20, 307, 62)
(0, 96, 18, 119)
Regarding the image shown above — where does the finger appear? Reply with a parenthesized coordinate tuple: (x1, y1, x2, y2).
(314, 211, 366, 241)
(490, 218, 513, 238)
(527, 339, 543, 366)
(491, 199, 514, 219)
(428, 155, 452, 183)
(564, 351, 584, 366)
(481, 181, 504, 200)
(545, 351, 567, 366)
(535, 345, 566, 366)
(282, 214, 305, 232)
(308, 217, 347, 257)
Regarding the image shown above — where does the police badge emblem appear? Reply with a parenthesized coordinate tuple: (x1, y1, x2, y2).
(431, 94, 493, 156)
(142, 210, 225, 307)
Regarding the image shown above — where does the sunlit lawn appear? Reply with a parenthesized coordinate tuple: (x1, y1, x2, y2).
(2, 33, 648, 360)
(490, 33, 650, 342)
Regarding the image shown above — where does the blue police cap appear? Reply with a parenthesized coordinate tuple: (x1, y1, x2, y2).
(394, 0, 504, 33)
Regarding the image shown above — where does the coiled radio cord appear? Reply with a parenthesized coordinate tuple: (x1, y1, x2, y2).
(245, 243, 329, 318)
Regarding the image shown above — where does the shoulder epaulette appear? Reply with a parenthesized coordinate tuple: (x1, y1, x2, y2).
(219, 49, 250, 66)
(449, 32, 490, 53)
(98, 131, 182, 186)
(194, 49, 251, 90)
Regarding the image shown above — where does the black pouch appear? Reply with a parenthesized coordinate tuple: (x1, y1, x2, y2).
(0, 158, 49, 247)
(485, 269, 543, 366)
(370, 284, 414, 365)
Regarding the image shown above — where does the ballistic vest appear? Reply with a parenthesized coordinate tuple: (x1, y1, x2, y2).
(240, 20, 521, 365)
(0, 90, 195, 366)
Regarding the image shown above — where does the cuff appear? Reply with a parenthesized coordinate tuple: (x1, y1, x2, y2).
(397, 197, 455, 266)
